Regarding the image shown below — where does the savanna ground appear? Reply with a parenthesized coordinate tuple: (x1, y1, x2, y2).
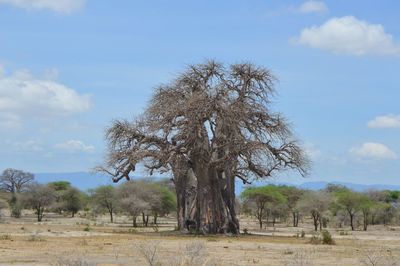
(0, 212, 399, 266)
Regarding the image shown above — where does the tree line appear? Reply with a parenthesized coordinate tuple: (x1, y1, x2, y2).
(2, 168, 400, 233)
(0, 168, 176, 225)
(241, 183, 400, 231)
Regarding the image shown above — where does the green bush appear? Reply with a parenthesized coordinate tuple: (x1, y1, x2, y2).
(321, 230, 334, 245)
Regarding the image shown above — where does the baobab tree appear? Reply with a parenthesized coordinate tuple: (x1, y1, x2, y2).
(0, 168, 34, 193)
(98, 61, 308, 234)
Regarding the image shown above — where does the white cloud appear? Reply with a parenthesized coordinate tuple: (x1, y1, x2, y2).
(54, 140, 94, 153)
(0, 0, 86, 14)
(350, 142, 397, 160)
(0, 67, 91, 129)
(367, 114, 400, 129)
(294, 16, 400, 56)
(298, 1, 327, 14)
(13, 140, 43, 152)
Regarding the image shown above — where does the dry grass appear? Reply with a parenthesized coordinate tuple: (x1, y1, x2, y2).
(0, 215, 399, 265)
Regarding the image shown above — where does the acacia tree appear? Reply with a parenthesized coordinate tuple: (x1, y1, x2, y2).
(241, 185, 286, 229)
(98, 61, 308, 234)
(62, 187, 84, 217)
(23, 184, 56, 222)
(298, 191, 332, 231)
(90, 185, 118, 223)
(359, 194, 373, 231)
(337, 191, 362, 231)
(279, 186, 303, 227)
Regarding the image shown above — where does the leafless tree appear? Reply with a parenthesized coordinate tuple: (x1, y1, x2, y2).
(0, 168, 34, 193)
(98, 61, 308, 234)
(118, 181, 152, 227)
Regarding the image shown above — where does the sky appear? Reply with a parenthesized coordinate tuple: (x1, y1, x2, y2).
(0, 0, 399, 186)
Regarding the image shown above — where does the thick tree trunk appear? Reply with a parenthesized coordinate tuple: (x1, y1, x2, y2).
(172, 161, 197, 232)
(173, 124, 240, 235)
(190, 160, 239, 234)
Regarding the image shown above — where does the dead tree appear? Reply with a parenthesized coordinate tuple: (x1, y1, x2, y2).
(97, 61, 308, 234)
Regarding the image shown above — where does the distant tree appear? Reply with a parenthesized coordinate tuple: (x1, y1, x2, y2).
(0, 168, 34, 193)
(337, 191, 363, 231)
(151, 183, 177, 224)
(9, 193, 23, 218)
(90, 185, 118, 223)
(372, 202, 395, 226)
(48, 181, 71, 191)
(278, 186, 303, 227)
(241, 185, 286, 229)
(22, 184, 56, 222)
(324, 184, 348, 194)
(298, 191, 332, 231)
(118, 181, 150, 227)
(62, 187, 84, 217)
(48, 181, 72, 214)
(359, 194, 373, 231)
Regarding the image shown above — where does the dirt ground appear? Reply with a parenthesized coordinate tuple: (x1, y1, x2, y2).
(0, 213, 399, 266)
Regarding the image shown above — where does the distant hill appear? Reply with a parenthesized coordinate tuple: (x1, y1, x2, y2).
(34, 172, 400, 194)
(298, 181, 400, 192)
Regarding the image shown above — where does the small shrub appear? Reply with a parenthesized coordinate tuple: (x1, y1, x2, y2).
(184, 241, 208, 266)
(359, 247, 399, 266)
(321, 230, 334, 245)
(0, 234, 11, 241)
(283, 249, 294, 255)
(137, 240, 160, 266)
(128, 228, 137, 234)
(243, 228, 249, 235)
(300, 230, 305, 238)
(83, 225, 90, 232)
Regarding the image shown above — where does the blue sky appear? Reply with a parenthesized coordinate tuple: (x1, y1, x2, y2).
(0, 0, 399, 185)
